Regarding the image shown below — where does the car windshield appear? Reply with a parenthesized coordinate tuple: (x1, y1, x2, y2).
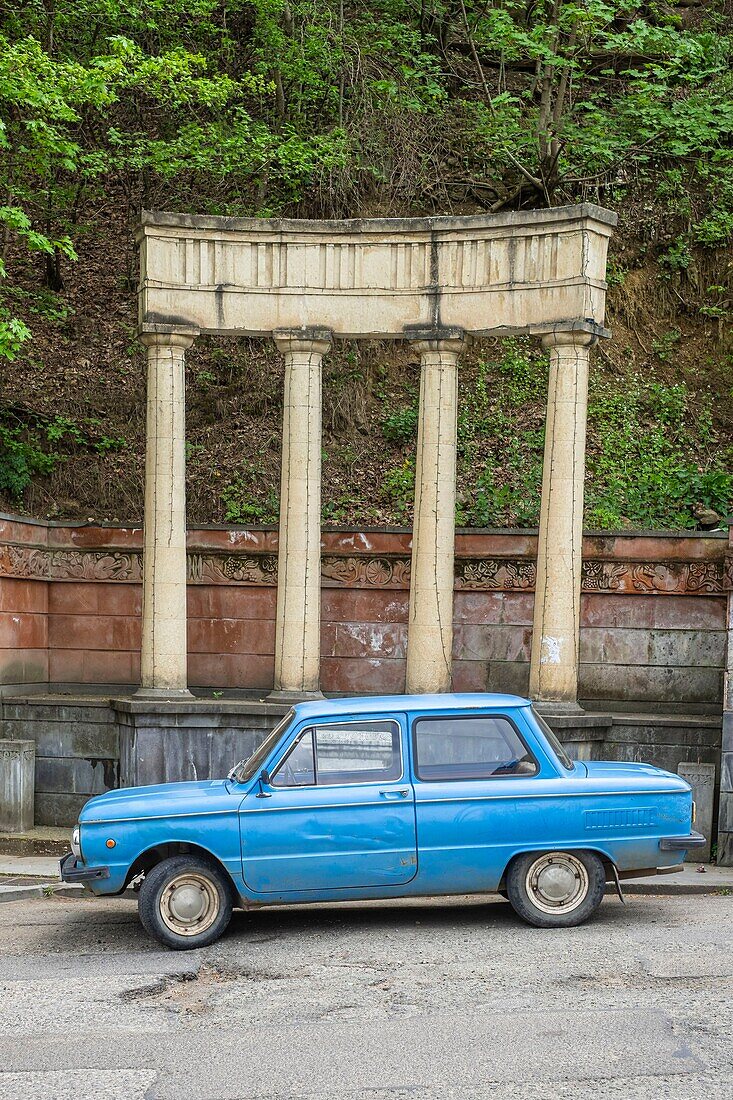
(229, 710, 295, 784)
(531, 708, 574, 771)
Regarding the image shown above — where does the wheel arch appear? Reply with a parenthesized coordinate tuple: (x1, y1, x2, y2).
(496, 844, 617, 891)
(124, 840, 238, 894)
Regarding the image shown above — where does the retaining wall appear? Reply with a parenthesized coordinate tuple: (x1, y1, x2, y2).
(0, 517, 729, 707)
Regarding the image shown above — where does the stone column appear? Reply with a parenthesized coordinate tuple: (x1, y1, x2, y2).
(269, 327, 332, 700)
(405, 330, 465, 694)
(529, 330, 596, 711)
(718, 519, 733, 865)
(137, 329, 196, 698)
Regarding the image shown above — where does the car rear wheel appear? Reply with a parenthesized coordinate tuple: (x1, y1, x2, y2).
(138, 855, 234, 949)
(506, 850, 605, 928)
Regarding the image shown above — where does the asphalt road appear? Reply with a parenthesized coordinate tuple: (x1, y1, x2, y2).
(0, 890, 731, 1100)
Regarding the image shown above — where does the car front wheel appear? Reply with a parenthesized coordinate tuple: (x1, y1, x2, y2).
(138, 855, 234, 949)
(506, 849, 605, 928)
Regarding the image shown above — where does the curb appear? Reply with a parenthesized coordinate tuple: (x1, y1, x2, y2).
(0, 882, 84, 902)
(614, 882, 732, 897)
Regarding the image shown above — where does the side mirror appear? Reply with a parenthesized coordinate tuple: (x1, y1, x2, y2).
(256, 768, 273, 798)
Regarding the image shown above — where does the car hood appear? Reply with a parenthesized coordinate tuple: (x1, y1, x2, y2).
(582, 760, 689, 790)
(79, 779, 237, 824)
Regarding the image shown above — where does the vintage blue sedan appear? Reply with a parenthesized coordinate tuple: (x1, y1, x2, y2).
(61, 693, 703, 948)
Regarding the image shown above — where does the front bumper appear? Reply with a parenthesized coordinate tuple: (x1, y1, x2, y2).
(659, 831, 706, 852)
(59, 851, 110, 883)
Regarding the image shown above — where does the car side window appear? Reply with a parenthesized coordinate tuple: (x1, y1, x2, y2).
(413, 715, 538, 781)
(272, 720, 401, 787)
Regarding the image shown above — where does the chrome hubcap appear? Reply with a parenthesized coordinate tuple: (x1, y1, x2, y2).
(160, 872, 220, 937)
(526, 853, 589, 915)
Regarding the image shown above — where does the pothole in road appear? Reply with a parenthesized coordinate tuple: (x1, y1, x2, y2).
(120, 962, 300, 1014)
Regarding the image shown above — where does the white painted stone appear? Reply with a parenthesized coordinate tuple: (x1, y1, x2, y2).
(405, 335, 464, 694)
(271, 329, 332, 696)
(137, 330, 196, 697)
(529, 332, 595, 707)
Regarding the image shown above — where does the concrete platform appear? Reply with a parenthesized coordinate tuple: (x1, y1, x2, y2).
(0, 827, 69, 857)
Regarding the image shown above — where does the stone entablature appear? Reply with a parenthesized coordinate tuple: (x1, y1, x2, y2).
(137, 205, 616, 339)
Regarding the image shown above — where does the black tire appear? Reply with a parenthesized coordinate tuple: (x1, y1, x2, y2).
(505, 849, 605, 929)
(138, 855, 234, 950)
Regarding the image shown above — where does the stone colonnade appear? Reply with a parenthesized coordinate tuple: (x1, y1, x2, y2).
(137, 322, 596, 709)
(135, 205, 617, 708)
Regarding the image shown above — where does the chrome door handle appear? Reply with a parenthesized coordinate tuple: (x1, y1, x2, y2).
(380, 788, 410, 798)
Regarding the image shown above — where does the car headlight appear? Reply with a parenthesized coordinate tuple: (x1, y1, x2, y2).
(70, 825, 82, 860)
(691, 801, 696, 825)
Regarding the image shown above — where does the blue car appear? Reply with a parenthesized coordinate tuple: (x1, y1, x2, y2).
(60, 693, 704, 949)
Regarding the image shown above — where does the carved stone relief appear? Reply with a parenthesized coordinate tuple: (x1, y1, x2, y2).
(0, 542, 729, 594)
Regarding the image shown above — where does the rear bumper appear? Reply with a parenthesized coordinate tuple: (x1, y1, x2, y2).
(659, 831, 706, 852)
(59, 851, 110, 883)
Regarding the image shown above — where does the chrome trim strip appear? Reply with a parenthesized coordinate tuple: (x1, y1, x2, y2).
(413, 787, 683, 805)
(241, 800, 387, 814)
(240, 787, 680, 813)
(83, 808, 238, 825)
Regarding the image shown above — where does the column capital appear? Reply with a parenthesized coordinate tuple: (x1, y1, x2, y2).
(540, 328, 598, 351)
(138, 324, 198, 351)
(404, 325, 465, 357)
(273, 326, 332, 357)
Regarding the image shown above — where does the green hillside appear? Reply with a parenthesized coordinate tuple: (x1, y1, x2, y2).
(1, 0, 731, 528)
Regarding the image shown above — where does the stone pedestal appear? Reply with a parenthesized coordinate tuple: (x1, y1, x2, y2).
(115, 699, 288, 788)
(269, 328, 332, 698)
(137, 328, 197, 699)
(678, 762, 715, 862)
(529, 331, 595, 709)
(0, 740, 35, 832)
(543, 713, 612, 761)
(405, 331, 464, 694)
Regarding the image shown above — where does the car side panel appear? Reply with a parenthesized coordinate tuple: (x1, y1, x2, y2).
(411, 780, 691, 894)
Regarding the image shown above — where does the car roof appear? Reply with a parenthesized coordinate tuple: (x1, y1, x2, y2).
(292, 692, 531, 721)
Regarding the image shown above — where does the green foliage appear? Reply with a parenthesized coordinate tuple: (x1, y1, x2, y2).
(220, 465, 279, 524)
(0, 413, 129, 498)
(658, 239, 692, 276)
(651, 328, 681, 363)
(322, 495, 359, 524)
(0, 424, 57, 497)
(1, 0, 732, 525)
(456, 340, 546, 527)
(585, 378, 733, 529)
(381, 459, 414, 524)
(381, 395, 418, 444)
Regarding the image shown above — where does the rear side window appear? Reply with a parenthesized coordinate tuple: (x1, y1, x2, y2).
(413, 715, 538, 781)
(272, 720, 402, 786)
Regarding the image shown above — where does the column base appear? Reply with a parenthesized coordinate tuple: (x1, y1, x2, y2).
(265, 689, 324, 704)
(532, 699, 585, 717)
(134, 686, 195, 701)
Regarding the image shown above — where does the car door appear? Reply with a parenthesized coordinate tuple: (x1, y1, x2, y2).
(411, 709, 557, 894)
(240, 713, 417, 894)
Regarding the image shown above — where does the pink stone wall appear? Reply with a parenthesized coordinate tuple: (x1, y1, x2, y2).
(0, 515, 729, 709)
